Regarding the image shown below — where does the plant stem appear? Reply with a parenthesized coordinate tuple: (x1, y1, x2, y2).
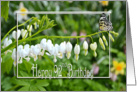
(1, 31, 114, 53)
(1, 17, 34, 42)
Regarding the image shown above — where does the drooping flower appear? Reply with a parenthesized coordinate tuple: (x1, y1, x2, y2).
(83, 41, 88, 56)
(99, 1, 109, 6)
(66, 41, 72, 59)
(90, 42, 97, 57)
(102, 35, 108, 46)
(12, 30, 21, 40)
(12, 48, 20, 66)
(18, 44, 30, 63)
(27, 25, 32, 36)
(99, 37, 105, 50)
(15, 2, 28, 21)
(58, 42, 66, 59)
(3, 38, 12, 48)
(111, 31, 119, 37)
(111, 60, 126, 75)
(74, 44, 80, 61)
(50, 44, 59, 62)
(90, 42, 97, 51)
(46, 39, 53, 54)
(108, 33, 114, 42)
(27, 25, 32, 32)
(31, 44, 41, 61)
(40, 38, 47, 55)
(3, 38, 12, 54)
(21, 29, 28, 39)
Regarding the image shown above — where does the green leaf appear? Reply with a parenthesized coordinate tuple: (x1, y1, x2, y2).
(1, 76, 13, 91)
(35, 80, 49, 87)
(24, 60, 32, 73)
(1, 1, 9, 21)
(1, 53, 13, 74)
(18, 86, 30, 91)
(11, 77, 30, 86)
(37, 86, 46, 91)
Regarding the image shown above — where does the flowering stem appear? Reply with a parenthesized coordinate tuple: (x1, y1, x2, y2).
(1, 31, 115, 53)
(1, 17, 34, 42)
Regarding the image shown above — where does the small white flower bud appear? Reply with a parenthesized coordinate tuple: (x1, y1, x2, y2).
(102, 35, 108, 46)
(83, 41, 88, 56)
(74, 44, 80, 61)
(66, 42, 72, 59)
(108, 33, 114, 42)
(27, 25, 32, 32)
(99, 37, 105, 50)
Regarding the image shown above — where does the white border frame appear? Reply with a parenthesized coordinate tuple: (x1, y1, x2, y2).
(16, 11, 111, 79)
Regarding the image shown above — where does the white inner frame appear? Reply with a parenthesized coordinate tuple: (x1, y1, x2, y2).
(16, 11, 111, 79)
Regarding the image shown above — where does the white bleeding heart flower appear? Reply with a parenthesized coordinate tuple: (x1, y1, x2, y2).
(12, 30, 21, 40)
(50, 44, 59, 63)
(90, 42, 98, 57)
(17, 44, 30, 63)
(3, 38, 12, 54)
(21, 29, 28, 39)
(3, 38, 12, 48)
(58, 41, 66, 59)
(83, 41, 88, 56)
(66, 41, 72, 59)
(27, 25, 32, 36)
(90, 42, 97, 51)
(12, 48, 20, 66)
(74, 44, 80, 61)
(32, 44, 41, 61)
(27, 25, 32, 32)
(40, 38, 47, 51)
(46, 39, 53, 54)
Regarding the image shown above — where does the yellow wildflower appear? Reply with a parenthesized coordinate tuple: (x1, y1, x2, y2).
(111, 60, 126, 75)
(99, 1, 109, 6)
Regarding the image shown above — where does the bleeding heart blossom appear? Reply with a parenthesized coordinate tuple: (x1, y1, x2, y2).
(3, 38, 12, 54)
(31, 44, 41, 61)
(66, 41, 72, 59)
(12, 30, 21, 40)
(83, 41, 88, 56)
(21, 29, 28, 39)
(58, 41, 66, 59)
(74, 44, 80, 61)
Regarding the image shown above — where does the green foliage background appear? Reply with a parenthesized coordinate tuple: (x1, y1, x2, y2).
(1, 1, 126, 91)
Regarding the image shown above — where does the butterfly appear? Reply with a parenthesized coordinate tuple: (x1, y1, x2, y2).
(99, 13, 113, 31)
